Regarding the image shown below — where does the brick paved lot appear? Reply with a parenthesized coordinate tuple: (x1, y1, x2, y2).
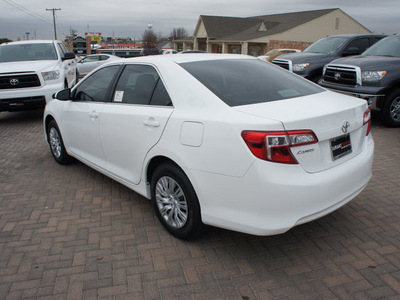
(0, 109, 399, 300)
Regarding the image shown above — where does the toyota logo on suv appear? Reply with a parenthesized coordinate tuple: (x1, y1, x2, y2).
(10, 78, 20, 86)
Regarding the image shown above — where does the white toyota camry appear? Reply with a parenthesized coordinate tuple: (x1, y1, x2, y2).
(44, 54, 374, 239)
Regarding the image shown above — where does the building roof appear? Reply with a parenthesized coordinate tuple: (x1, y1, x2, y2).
(199, 8, 339, 41)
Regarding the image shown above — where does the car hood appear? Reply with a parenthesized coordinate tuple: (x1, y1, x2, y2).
(0, 60, 59, 73)
(277, 52, 332, 63)
(329, 55, 400, 70)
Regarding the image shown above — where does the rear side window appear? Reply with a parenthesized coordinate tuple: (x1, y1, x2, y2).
(112, 64, 172, 106)
(180, 59, 323, 106)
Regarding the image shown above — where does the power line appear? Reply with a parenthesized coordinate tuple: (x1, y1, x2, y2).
(2, 0, 52, 25)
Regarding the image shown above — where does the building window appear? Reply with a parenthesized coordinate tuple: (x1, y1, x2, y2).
(335, 18, 340, 30)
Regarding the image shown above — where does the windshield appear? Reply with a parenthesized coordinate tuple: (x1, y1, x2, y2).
(0, 43, 58, 62)
(180, 59, 323, 107)
(362, 36, 400, 57)
(304, 37, 348, 54)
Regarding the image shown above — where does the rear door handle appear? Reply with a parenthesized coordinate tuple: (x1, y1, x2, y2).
(89, 111, 99, 119)
(144, 119, 160, 127)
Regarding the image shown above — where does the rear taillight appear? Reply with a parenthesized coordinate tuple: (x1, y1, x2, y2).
(241, 130, 318, 164)
(363, 108, 371, 136)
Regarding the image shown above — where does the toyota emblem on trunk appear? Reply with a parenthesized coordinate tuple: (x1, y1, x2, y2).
(341, 121, 350, 133)
(10, 78, 19, 86)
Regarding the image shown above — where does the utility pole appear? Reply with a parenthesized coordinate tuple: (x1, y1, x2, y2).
(46, 8, 61, 40)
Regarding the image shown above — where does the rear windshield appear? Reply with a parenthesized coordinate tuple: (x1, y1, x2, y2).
(0, 43, 57, 62)
(362, 36, 400, 57)
(180, 59, 323, 106)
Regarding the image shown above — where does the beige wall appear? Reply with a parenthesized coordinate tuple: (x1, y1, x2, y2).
(250, 10, 372, 44)
(196, 19, 208, 38)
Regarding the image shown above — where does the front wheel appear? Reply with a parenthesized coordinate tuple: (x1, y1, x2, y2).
(47, 120, 74, 164)
(381, 90, 400, 127)
(151, 163, 204, 239)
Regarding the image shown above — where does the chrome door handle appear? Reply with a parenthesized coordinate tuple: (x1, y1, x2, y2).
(144, 119, 160, 127)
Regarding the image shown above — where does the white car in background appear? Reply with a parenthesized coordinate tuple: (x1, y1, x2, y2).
(44, 54, 374, 239)
(0, 40, 77, 112)
(77, 54, 121, 76)
(258, 49, 301, 62)
(162, 49, 178, 55)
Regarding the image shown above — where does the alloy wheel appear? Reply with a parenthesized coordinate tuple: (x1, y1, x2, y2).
(49, 127, 62, 158)
(390, 97, 400, 121)
(155, 176, 188, 228)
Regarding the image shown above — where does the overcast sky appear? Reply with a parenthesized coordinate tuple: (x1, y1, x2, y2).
(0, 0, 399, 41)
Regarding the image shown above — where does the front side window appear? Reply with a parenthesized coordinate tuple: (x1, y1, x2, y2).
(74, 65, 120, 102)
(57, 43, 66, 58)
(344, 38, 370, 54)
(112, 64, 172, 106)
(180, 59, 323, 107)
(0, 43, 58, 62)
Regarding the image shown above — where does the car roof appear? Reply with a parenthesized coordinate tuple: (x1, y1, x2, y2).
(124, 53, 255, 64)
(325, 34, 386, 38)
(1, 40, 58, 46)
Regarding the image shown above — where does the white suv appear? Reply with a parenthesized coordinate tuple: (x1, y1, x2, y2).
(0, 40, 77, 112)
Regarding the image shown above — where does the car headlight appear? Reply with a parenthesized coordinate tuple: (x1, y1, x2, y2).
(362, 71, 386, 82)
(42, 70, 60, 81)
(292, 63, 309, 72)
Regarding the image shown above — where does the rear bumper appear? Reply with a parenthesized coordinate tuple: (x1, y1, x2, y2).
(188, 135, 374, 236)
(0, 82, 64, 112)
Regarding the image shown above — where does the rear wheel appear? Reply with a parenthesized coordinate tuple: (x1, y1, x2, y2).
(381, 90, 400, 127)
(47, 120, 74, 164)
(151, 163, 204, 239)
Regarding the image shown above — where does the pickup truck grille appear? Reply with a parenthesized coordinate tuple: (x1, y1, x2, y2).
(0, 73, 41, 90)
(323, 65, 358, 86)
(272, 59, 291, 71)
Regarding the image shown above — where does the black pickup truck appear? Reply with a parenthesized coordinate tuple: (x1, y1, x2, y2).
(320, 35, 400, 127)
(272, 34, 385, 82)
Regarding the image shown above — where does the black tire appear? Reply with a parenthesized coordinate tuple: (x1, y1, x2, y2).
(151, 163, 204, 239)
(47, 120, 74, 165)
(381, 90, 400, 127)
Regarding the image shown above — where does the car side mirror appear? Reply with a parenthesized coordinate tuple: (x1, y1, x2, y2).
(62, 52, 76, 61)
(342, 47, 360, 56)
(55, 89, 71, 101)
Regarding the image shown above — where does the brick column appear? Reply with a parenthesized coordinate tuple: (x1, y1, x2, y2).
(241, 42, 248, 55)
(68, 36, 73, 52)
(86, 36, 91, 55)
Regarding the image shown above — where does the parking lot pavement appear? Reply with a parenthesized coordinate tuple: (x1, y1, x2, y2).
(0, 109, 399, 300)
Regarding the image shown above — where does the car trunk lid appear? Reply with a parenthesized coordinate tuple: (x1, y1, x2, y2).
(235, 91, 369, 173)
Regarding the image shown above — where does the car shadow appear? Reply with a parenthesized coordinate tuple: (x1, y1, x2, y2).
(0, 109, 44, 124)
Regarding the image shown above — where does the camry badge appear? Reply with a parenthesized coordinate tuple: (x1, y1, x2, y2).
(10, 78, 19, 86)
(341, 121, 350, 133)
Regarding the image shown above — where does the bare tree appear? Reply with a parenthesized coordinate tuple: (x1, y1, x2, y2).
(142, 30, 158, 48)
(169, 27, 188, 41)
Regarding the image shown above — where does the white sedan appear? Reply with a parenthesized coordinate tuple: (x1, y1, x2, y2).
(44, 54, 374, 239)
(77, 54, 121, 76)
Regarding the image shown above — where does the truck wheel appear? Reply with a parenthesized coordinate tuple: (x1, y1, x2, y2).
(381, 90, 400, 127)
